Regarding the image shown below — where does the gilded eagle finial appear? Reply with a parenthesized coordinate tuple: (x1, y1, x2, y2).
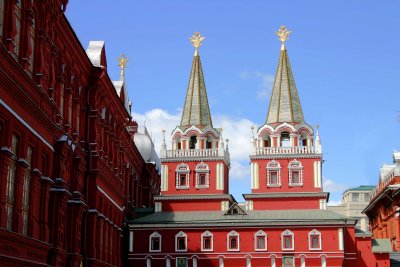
(276, 26, 292, 44)
(189, 32, 205, 55)
(118, 54, 129, 70)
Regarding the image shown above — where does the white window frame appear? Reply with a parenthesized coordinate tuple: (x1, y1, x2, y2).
(308, 229, 322, 250)
(227, 230, 240, 251)
(149, 231, 162, 252)
(176, 163, 190, 189)
(254, 230, 267, 251)
(195, 162, 210, 188)
(288, 159, 303, 186)
(175, 231, 188, 252)
(201, 230, 213, 251)
(281, 229, 294, 251)
(267, 160, 281, 187)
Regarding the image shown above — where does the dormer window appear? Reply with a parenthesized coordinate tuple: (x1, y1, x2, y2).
(195, 162, 209, 188)
(280, 131, 291, 147)
(176, 163, 190, 189)
(267, 160, 281, 187)
(288, 159, 303, 186)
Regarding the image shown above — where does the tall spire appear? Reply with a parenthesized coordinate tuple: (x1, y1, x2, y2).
(180, 32, 213, 128)
(266, 26, 304, 124)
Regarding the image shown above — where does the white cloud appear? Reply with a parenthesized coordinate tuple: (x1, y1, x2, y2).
(133, 109, 257, 164)
(323, 177, 348, 193)
(240, 71, 274, 100)
(230, 161, 250, 180)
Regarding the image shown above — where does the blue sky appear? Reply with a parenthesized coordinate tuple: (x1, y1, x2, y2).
(66, 1, 400, 203)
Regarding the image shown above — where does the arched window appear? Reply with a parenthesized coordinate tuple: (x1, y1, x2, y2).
(149, 231, 161, 252)
(175, 137, 182, 150)
(13, 0, 22, 57)
(227, 230, 240, 251)
(189, 135, 197, 149)
(254, 230, 267, 251)
(6, 134, 19, 230)
(201, 231, 213, 251)
(281, 230, 294, 250)
(263, 135, 271, 147)
(308, 229, 321, 250)
(175, 231, 187, 252)
(195, 162, 209, 188)
(288, 159, 303, 186)
(267, 160, 281, 187)
(280, 131, 290, 147)
(176, 163, 189, 189)
(206, 135, 213, 149)
(22, 145, 33, 235)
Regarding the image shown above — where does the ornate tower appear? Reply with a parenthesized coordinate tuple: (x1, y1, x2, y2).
(156, 33, 233, 212)
(244, 26, 326, 210)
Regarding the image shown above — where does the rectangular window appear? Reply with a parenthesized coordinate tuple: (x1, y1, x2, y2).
(256, 236, 266, 250)
(14, 0, 22, 56)
(199, 173, 206, 186)
(176, 237, 186, 251)
(352, 193, 359, 202)
(229, 236, 238, 250)
(310, 235, 320, 249)
(269, 171, 278, 184)
(22, 146, 33, 235)
(202, 236, 212, 250)
(283, 235, 293, 249)
(179, 174, 186, 186)
(6, 134, 19, 230)
(151, 237, 160, 251)
(291, 170, 300, 184)
(364, 193, 370, 202)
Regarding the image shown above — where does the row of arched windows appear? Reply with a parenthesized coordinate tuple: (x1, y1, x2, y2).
(267, 160, 303, 187)
(146, 229, 322, 253)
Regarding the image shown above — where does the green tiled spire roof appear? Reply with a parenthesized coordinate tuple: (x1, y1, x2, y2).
(180, 32, 213, 128)
(266, 26, 304, 124)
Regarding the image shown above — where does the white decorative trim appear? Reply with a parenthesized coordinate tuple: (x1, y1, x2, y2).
(338, 228, 344, 251)
(308, 229, 322, 250)
(176, 163, 190, 189)
(288, 159, 303, 186)
(267, 160, 281, 187)
(0, 99, 54, 151)
(254, 230, 267, 251)
(227, 230, 240, 251)
(281, 229, 294, 251)
(175, 231, 187, 252)
(161, 165, 168, 191)
(149, 231, 162, 252)
(195, 162, 210, 188)
(96, 185, 124, 211)
(201, 231, 213, 252)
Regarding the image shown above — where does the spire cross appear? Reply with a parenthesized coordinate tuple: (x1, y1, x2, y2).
(189, 32, 205, 55)
(276, 26, 292, 44)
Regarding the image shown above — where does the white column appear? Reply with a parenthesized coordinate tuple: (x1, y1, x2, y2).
(161, 165, 168, 191)
(338, 228, 344, 250)
(313, 161, 321, 188)
(166, 257, 171, 267)
(301, 255, 305, 267)
(321, 255, 326, 267)
(219, 257, 224, 267)
(146, 257, 151, 267)
(251, 162, 259, 189)
(246, 256, 251, 267)
(129, 231, 133, 252)
(271, 255, 276, 267)
(193, 257, 198, 267)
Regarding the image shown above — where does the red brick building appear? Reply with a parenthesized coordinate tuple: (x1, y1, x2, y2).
(0, 1, 159, 266)
(364, 151, 400, 261)
(128, 29, 391, 266)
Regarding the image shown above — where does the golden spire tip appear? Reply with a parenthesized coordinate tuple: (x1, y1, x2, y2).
(189, 32, 205, 55)
(276, 26, 291, 49)
(118, 54, 129, 70)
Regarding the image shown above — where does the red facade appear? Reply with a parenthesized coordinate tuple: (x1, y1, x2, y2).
(0, 1, 159, 266)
